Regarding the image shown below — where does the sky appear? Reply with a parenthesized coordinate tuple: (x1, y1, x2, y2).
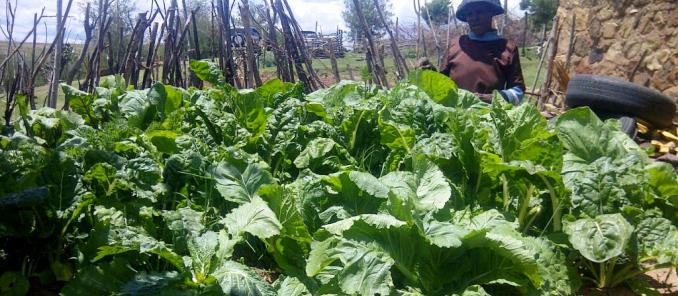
(0, 0, 526, 43)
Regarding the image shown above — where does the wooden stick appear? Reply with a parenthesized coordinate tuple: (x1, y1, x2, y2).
(48, 0, 64, 108)
(353, 0, 387, 86)
(374, 0, 408, 79)
(530, 23, 548, 102)
(628, 49, 648, 82)
(328, 36, 341, 83)
(66, 3, 93, 86)
(275, 0, 310, 90)
(423, 0, 442, 67)
(564, 14, 576, 69)
(142, 22, 160, 88)
(282, 0, 324, 89)
(542, 17, 561, 105)
(240, 0, 262, 87)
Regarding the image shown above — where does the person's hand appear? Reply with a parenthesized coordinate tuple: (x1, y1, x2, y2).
(474, 93, 493, 103)
(416, 57, 436, 71)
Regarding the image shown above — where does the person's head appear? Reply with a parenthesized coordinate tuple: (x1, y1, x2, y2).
(456, 0, 505, 35)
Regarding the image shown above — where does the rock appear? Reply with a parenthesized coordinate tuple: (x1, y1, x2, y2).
(605, 44, 625, 64)
(663, 86, 678, 101)
(556, 0, 676, 100)
(653, 11, 667, 27)
(656, 153, 678, 167)
(602, 22, 618, 38)
(598, 6, 615, 21)
(623, 40, 642, 59)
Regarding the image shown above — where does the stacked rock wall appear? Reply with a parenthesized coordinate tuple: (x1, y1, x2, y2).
(555, 0, 677, 99)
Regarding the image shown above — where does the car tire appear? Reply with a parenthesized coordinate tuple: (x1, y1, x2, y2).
(565, 74, 676, 128)
(617, 116, 638, 138)
(593, 111, 637, 138)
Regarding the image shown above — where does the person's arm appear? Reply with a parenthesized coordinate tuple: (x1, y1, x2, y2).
(416, 57, 437, 71)
(499, 43, 526, 105)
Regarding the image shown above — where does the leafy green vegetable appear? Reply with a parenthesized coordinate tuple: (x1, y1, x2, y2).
(3, 74, 677, 295)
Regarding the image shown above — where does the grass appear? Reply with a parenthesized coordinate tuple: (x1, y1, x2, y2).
(2, 43, 546, 124)
(260, 46, 544, 90)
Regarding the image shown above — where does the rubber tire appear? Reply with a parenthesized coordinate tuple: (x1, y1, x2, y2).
(565, 74, 676, 128)
(618, 116, 638, 139)
(584, 110, 637, 138)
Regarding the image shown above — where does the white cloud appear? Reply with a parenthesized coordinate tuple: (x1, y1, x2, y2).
(0, 0, 526, 42)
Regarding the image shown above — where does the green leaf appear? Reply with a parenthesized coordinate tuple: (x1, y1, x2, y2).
(645, 162, 678, 203)
(421, 217, 467, 248)
(148, 83, 185, 117)
(187, 231, 219, 276)
(274, 276, 311, 296)
(61, 258, 136, 296)
(635, 216, 678, 265)
(556, 108, 644, 163)
(334, 240, 395, 296)
(222, 196, 282, 240)
(190, 59, 225, 85)
(0, 272, 29, 296)
(145, 130, 178, 154)
(62, 83, 97, 124)
(211, 161, 273, 204)
(212, 261, 277, 296)
(293, 138, 354, 174)
(320, 171, 389, 218)
(564, 214, 634, 263)
(258, 185, 311, 241)
(162, 207, 205, 236)
(452, 285, 491, 296)
(233, 90, 268, 140)
(379, 119, 415, 151)
(255, 79, 303, 107)
(407, 70, 459, 107)
(563, 155, 638, 217)
(294, 138, 337, 169)
(380, 155, 452, 213)
(322, 214, 406, 236)
(119, 90, 157, 130)
(121, 272, 182, 295)
(93, 226, 184, 271)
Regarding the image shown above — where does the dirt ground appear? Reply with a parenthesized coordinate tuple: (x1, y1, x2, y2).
(644, 268, 678, 295)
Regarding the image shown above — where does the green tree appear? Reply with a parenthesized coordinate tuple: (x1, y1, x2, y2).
(342, 0, 393, 39)
(520, 0, 559, 28)
(421, 0, 450, 26)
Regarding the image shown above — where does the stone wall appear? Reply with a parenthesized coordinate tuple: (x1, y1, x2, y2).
(554, 0, 677, 99)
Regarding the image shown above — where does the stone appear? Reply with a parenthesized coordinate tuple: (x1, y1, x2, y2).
(642, 19, 656, 35)
(655, 49, 672, 64)
(589, 48, 604, 64)
(664, 86, 678, 101)
(598, 6, 615, 21)
(556, 0, 677, 101)
(623, 40, 642, 59)
(588, 18, 602, 40)
(574, 36, 592, 57)
(654, 11, 667, 27)
(632, 72, 652, 87)
(606, 43, 625, 64)
(656, 153, 678, 167)
(573, 8, 591, 31)
(646, 58, 662, 72)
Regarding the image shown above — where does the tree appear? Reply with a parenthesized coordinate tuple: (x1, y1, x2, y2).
(342, 0, 393, 39)
(77, 0, 137, 73)
(520, 0, 558, 28)
(421, 0, 450, 26)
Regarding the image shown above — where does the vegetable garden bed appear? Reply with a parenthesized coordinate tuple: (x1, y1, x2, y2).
(1, 65, 676, 295)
